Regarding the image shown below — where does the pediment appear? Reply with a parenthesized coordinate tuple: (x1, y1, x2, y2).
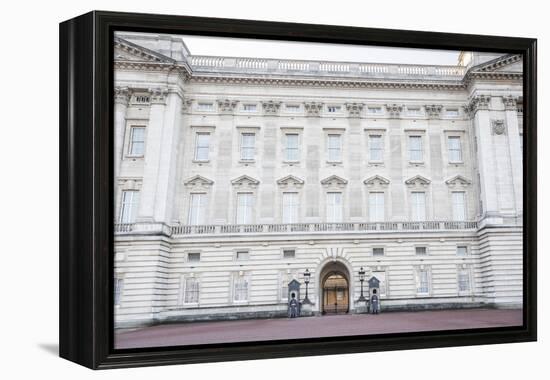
(231, 175, 260, 186)
(445, 175, 471, 186)
(405, 175, 431, 186)
(114, 37, 175, 64)
(364, 175, 390, 186)
(320, 175, 348, 186)
(184, 175, 214, 186)
(276, 175, 305, 186)
(473, 54, 523, 73)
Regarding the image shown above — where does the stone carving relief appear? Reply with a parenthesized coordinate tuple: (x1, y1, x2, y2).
(491, 119, 507, 135)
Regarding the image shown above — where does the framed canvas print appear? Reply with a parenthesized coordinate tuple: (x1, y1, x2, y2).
(59, 11, 537, 369)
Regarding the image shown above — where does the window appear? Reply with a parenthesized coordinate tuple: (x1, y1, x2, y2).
(282, 192, 299, 223)
(128, 126, 145, 156)
(187, 252, 201, 263)
(236, 251, 249, 261)
(417, 269, 429, 294)
(283, 249, 295, 259)
(233, 276, 249, 302)
(285, 104, 300, 112)
(240, 133, 255, 160)
(326, 192, 343, 222)
(372, 271, 387, 296)
(243, 104, 257, 112)
(448, 136, 463, 163)
(409, 136, 423, 162)
(368, 192, 385, 222)
(451, 191, 466, 221)
(114, 278, 124, 306)
(188, 193, 207, 225)
(183, 277, 199, 304)
(368, 135, 383, 162)
(327, 105, 341, 113)
(457, 246, 468, 256)
(458, 269, 470, 292)
(236, 193, 254, 224)
(285, 133, 300, 161)
(194, 132, 210, 161)
(411, 192, 426, 221)
(415, 246, 427, 255)
(119, 190, 140, 223)
(373, 247, 384, 256)
(446, 108, 459, 117)
(367, 107, 383, 114)
(197, 102, 213, 111)
(327, 134, 342, 162)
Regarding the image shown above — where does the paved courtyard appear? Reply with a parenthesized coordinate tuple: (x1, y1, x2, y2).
(115, 308, 522, 349)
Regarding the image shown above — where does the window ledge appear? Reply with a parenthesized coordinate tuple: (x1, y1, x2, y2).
(192, 159, 210, 164)
(125, 155, 144, 159)
(238, 159, 256, 164)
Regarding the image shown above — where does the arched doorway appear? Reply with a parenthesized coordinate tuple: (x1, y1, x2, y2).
(320, 262, 350, 314)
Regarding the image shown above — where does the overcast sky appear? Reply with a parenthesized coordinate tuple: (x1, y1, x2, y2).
(180, 35, 462, 66)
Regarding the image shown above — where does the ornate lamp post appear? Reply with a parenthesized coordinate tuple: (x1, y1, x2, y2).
(358, 267, 366, 302)
(303, 269, 312, 304)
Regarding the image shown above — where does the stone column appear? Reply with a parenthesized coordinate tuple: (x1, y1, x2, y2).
(503, 95, 523, 215)
(137, 87, 168, 223)
(469, 95, 499, 218)
(114, 86, 131, 176)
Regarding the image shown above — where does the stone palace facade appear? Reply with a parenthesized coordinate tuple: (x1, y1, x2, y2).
(113, 32, 523, 328)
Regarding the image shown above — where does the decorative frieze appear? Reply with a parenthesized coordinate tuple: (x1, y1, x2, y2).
(424, 104, 443, 118)
(261, 100, 282, 115)
(385, 104, 403, 118)
(114, 86, 131, 105)
(345, 103, 364, 118)
(491, 119, 507, 135)
(304, 102, 324, 117)
(149, 87, 169, 105)
(217, 99, 239, 114)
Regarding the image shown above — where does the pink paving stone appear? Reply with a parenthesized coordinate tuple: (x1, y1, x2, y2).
(115, 308, 523, 349)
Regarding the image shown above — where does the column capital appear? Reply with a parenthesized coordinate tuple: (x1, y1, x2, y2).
(345, 103, 364, 118)
(304, 102, 323, 117)
(114, 86, 131, 105)
(181, 97, 194, 114)
(385, 104, 403, 118)
(502, 95, 518, 111)
(465, 94, 491, 116)
(261, 100, 282, 115)
(424, 104, 443, 118)
(217, 98, 239, 114)
(149, 87, 169, 105)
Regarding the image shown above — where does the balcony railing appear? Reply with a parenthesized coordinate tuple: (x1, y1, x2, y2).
(114, 221, 478, 237)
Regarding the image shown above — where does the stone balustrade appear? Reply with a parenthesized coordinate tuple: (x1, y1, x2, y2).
(188, 55, 466, 80)
(114, 220, 479, 237)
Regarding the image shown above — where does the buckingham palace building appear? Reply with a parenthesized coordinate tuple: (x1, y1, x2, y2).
(113, 32, 523, 328)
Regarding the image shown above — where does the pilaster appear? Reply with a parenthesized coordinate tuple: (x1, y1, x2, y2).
(114, 86, 131, 175)
(137, 87, 168, 222)
(502, 96, 523, 215)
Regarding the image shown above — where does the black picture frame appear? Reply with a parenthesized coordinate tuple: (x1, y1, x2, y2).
(59, 10, 537, 369)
